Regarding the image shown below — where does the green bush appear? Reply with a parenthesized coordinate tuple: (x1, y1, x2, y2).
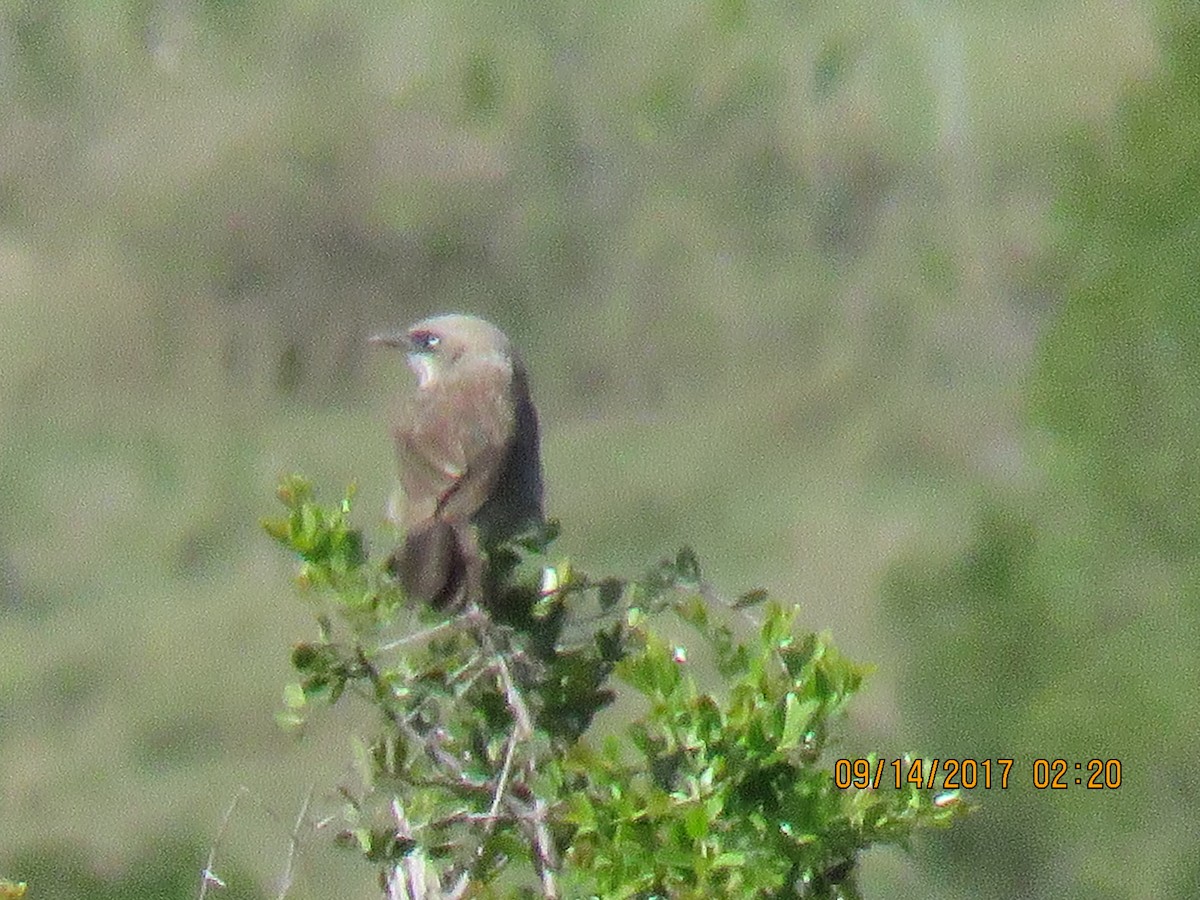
(262, 476, 968, 898)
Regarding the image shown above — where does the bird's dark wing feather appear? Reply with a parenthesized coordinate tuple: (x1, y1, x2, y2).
(388, 517, 466, 608)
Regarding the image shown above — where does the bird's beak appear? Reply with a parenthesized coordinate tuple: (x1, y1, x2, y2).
(369, 331, 409, 350)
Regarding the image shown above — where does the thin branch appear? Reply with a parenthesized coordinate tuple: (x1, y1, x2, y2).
(198, 786, 317, 900)
(474, 618, 559, 898)
(198, 786, 249, 900)
(377, 613, 469, 653)
(273, 788, 312, 900)
(488, 729, 520, 823)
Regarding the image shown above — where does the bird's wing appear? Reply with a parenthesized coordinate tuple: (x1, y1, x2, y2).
(395, 370, 515, 525)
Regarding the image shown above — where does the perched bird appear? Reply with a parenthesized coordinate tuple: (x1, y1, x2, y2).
(370, 314, 544, 608)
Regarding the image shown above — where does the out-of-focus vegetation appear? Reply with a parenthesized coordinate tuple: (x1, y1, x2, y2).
(0, 0, 1194, 897)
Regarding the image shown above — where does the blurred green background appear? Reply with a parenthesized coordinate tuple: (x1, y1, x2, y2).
(2, 0, 1197, 897)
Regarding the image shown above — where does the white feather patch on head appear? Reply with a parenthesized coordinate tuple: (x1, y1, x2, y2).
(406, 353, 437, 388)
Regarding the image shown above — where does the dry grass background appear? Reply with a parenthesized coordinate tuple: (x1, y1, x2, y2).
(2, 1, 1195, 897)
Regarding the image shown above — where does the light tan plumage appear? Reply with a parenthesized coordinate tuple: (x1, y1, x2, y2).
(371, 314, 543, 607)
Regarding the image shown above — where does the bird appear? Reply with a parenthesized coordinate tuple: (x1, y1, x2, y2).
(370, 314, 544, 609)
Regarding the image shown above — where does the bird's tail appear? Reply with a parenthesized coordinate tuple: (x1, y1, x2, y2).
(388, 518, 480, 609)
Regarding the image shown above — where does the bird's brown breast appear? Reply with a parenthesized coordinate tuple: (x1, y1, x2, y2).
(392, 363, 517, 528)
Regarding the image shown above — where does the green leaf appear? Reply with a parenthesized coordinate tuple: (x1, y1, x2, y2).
(283, 682, 307, 709)
(780, 693, 821, 750)
(261, 515, 289, 543)
(683, 801, 711, 839)
(275, 709, 305, 731)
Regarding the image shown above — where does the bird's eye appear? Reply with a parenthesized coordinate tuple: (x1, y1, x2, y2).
(410, 331, 440, 351)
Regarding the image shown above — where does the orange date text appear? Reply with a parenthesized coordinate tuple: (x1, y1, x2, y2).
(834, 757, 1013, 790)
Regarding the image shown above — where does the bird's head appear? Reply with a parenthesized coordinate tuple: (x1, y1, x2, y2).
(370, 314, 513, 389)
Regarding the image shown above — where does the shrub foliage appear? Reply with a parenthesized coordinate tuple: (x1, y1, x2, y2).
(262, 476, 967, 899)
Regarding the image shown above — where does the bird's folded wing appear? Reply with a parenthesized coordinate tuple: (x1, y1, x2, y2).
(394, 370, 515, 525)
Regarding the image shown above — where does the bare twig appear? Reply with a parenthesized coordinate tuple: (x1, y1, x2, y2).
(273, 788, 312, 900)
(198, 786, 316, 900)
(377, 614, 468, 653)
(473, 618, 560, 898)
(198, 786, 249, 900)
(357, 600, 566, 898)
